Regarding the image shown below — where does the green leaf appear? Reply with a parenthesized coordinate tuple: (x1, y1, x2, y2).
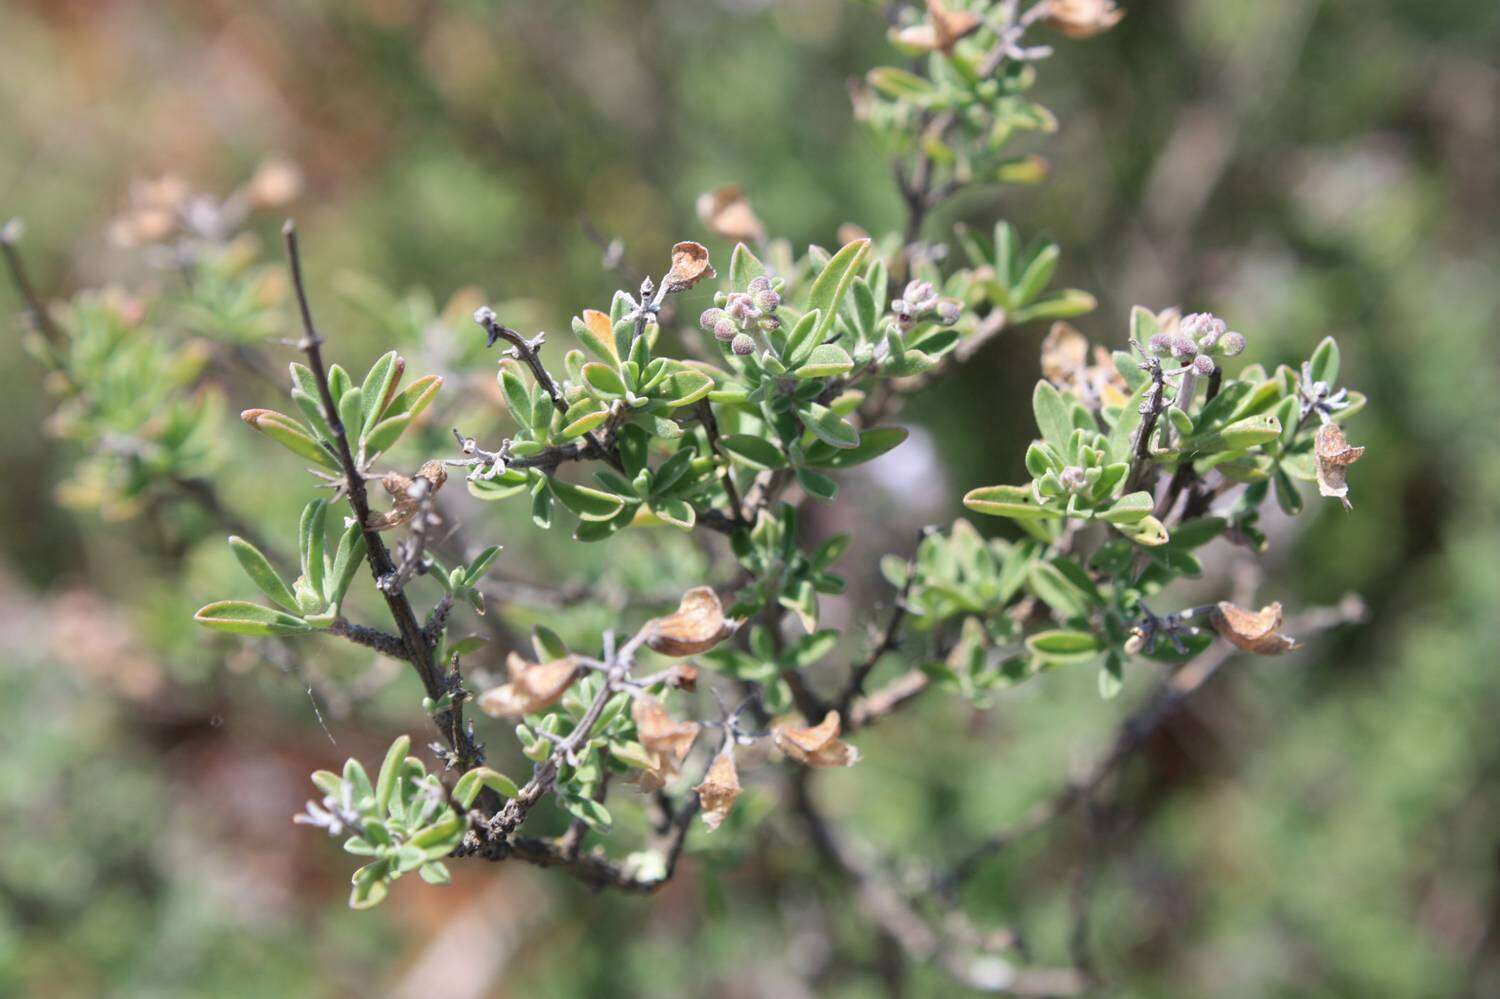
(1025, 629, 1102, 664)
(242, 409, 340, 471)
(338, 387, 367, 447)
(583, 362, 627, 399)
(650, 497, 696, 530)
(1032, 380, 1073, 449)
(1026, 563, 1092, 619)
(363, 413, 412, 455)
(375, 735, 411, 817)
(327, 521, 367, 606)
(964, 484, 1060, 520)
(549, 478, 627, 522)
(1116, 514, 1169, 546)
(1100, 491, 1153, 525)
(802, 426, 908, 468)
(1308, 335, 1340, 387)
(795, 343, 854, 379)
(299, 501, 328, 600)
(1013, 243, 1059, 305)
(782, 310, 821, 368)
(720, 434, 785, 470)
(561, 794, 612, 834)
(559, 406, 609, 441)
(660, 369, 715, 408)
(1219, 414, 1283, 449)
(463, 545, 502, 586)
(382, 374, 441, 423)
(229, 536, 299, 612)
(729, 243, 767, 292)
(867, 66, 936, 101)
(801, 403, 859, 449)
(360, 351, 400, 429)
(796, 466, 838, 501)
(805, 238, 870, 350)
(419, 862, 452, 886)
(349, 862, 390, 910)
(194, 600, 311, 636)
(1012, 289, 1097, 324)
(453, 766, 521, 807)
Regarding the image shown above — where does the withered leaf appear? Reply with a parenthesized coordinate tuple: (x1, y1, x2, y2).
(368, 459, 447, 531)
(646, 587, 736, 657)
(894, 0, 983, 55)
(1040, 322, 1128, 409)
(1210, 601, 1302, 655)
(693, 750, 741, 831)
(664, 241, 715, 294)
(1314, 422, 1364, 510)
(244, 158, 304, 208)
(477, 652, 579, 718)
(773, 710, 860, 768)
(696, 186, 766, 244)
(632, 695, 701, 766)
(1043, 0, 1125, 39)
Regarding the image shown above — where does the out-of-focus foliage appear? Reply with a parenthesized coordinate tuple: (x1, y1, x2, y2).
(1, 1, 1497, 996)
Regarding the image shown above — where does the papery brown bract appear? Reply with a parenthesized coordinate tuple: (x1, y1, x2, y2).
(478, 652, 580, 718)
(646, 587, 736, 657)
(694, 751, 741, 831)
(1315, 422, 1365, 510)
(774, 710, 860, 768)
(1210, 602, 1302, 655)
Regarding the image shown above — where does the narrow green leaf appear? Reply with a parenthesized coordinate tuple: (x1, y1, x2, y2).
(337, 387, 366, 448)
(1032, 381, 1073, 449)
(194, 600, 311, 636)
(298, 500, 327, 600)
(375, 735, 411, 817)
(241, 409, 340, 471)
(805, 239, 870, 351)
(1099, 491, 1154, 525)
(729, 243, 767, 292)
(1308, 336, 1340, 387)
(229, 536, 299, 612)
(360, 351, 400, 429)
(963, 484, 1061, 520)
(327, 521, 367, 606)
(1013, 243, 1059, 305)
(802, 426, 908, 468)
(453, 766, 521, 807)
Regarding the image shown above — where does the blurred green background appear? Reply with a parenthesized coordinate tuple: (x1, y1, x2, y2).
(2, 0, 1498, 995)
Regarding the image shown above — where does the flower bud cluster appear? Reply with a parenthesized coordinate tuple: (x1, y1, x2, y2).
(891, 279, 961, 333)
(1145, 311, 1245, 374)
(700, 275, 782, 356)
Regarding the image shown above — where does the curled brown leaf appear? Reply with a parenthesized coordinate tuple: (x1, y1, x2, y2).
(632, 695, 701, 768)
(646, 587, 736, 657)
(664, 241, 716, 294)
(1040, 321, 1128, 409)
(696, 186, 766, 244)
(368, 459, 448, 531)
(1315, 422, 1365, 510)
(773, 710, 860, 768)
(477, 652, 579, 718)
(1043, 0, 1125, 39)
(1210, 601, 1302, 655)
(894, 0, 983, 55)
(693, 750, 741, 831)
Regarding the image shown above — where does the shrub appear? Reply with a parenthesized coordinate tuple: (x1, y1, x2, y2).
(4, 0, 1367, 988)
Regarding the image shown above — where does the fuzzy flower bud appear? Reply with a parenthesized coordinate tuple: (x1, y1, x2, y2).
(937, 299, 962, 326)
(753, 287, 781, 313)
(730, 333, 756, 356)
(700, 308, 727, 331)
(1147, 333, 1173, 356)
(1220, 331, 1246, 356)
(1170, 336, 1198, 359)
(713, 319, 737, 342)
(1059, 466, 1089, 493)
(902, 280, 937, 310)
(1191, 354, 1217, 377)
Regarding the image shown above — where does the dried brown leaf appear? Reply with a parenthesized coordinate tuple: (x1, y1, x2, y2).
(1210, 601, 1302, 655)
(1044, 0, 1125, 39)
(693, 751, 741, 831)
(773, 710, 860, 768)
(368, 460, 448, 531)
(1315, 422, 1365, 510)
(632, 695, 701, 769)
(646, 587, 736, 657)
(696, 186, 766, 244)
(245, 158, 304, 208)
(1040, 322, 1128, 409)
(477, 652, 579, 718)
(664, 241, 716, 294)
(895, 0, 983, 54)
